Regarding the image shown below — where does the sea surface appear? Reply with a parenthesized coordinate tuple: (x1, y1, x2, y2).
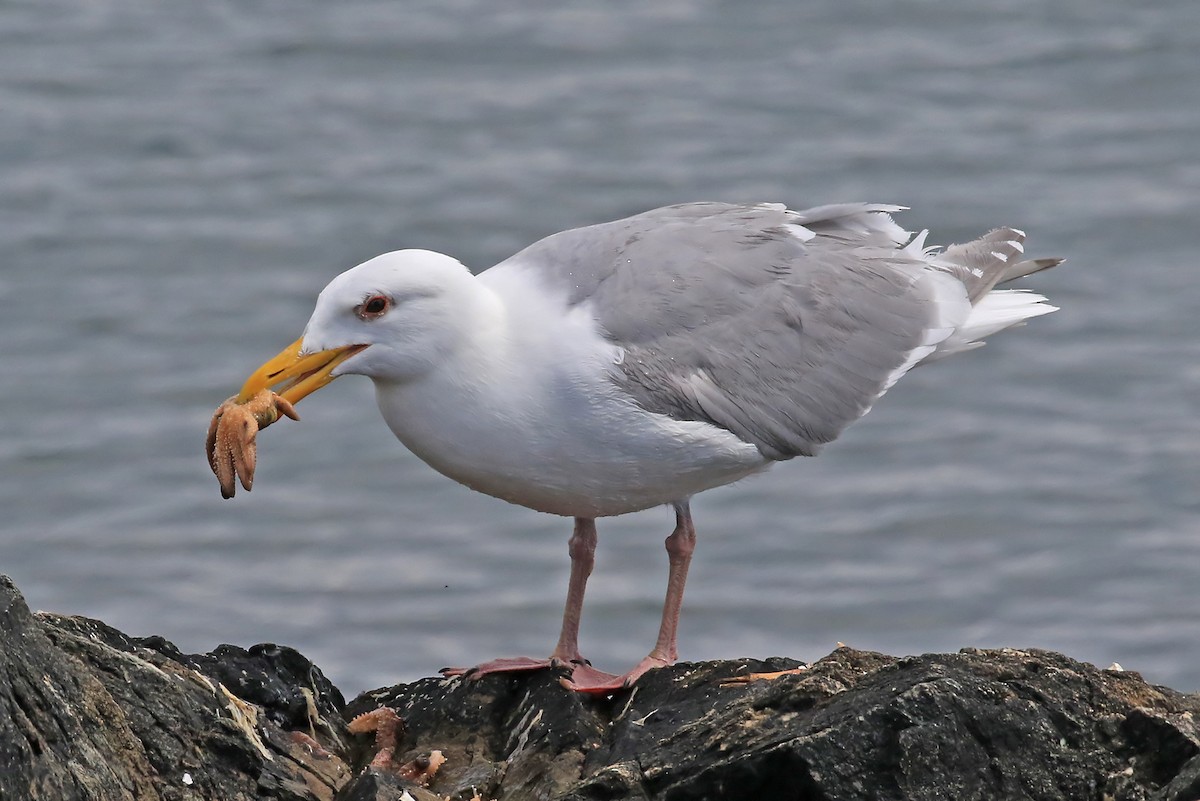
(2, 0, 1198, 695)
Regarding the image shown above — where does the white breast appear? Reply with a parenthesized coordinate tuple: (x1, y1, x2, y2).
(371, 267, 767, 518)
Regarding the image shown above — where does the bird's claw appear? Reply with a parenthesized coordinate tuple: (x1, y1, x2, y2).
(206, 389, 299, 498)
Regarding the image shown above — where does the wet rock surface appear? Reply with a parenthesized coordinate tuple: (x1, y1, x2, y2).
(3, 574, 1198, 801)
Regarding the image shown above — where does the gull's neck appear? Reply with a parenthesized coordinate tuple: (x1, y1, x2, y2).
(369, 266, 615, 489)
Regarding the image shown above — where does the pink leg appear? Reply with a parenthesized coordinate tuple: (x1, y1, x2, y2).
(565, 501, 696, 693)
(547, 517, 596, 663)
(442, 518, 617, 685)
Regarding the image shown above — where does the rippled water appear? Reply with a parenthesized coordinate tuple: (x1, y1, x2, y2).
(2, 0, 1198, 694)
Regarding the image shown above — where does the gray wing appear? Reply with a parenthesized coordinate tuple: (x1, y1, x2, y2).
(494, 202, 958, 460)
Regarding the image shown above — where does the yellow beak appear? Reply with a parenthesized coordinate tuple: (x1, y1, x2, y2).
(236, 336, 368, 404)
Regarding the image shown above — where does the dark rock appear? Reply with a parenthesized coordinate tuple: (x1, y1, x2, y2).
(338, 769, 444, 801)
(0, 575, 350, 801)
(3, 574, 1199, 801)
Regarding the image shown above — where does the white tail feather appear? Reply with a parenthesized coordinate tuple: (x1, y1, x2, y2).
(925, 289, 1057, 362)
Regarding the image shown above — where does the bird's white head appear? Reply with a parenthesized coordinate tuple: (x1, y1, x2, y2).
(235, 249, 482, 404)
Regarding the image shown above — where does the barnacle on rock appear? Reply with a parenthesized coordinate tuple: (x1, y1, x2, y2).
(396, 749, 446, 786)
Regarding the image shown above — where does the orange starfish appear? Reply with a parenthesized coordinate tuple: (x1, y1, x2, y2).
(205, 389, 298, 498)
(348, 708, 446, 783)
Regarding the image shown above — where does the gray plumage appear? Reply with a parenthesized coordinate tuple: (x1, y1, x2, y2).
(499, 202, 1059, 460)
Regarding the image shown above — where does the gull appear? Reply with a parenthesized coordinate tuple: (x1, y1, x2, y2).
(209, 202, 1061, 692)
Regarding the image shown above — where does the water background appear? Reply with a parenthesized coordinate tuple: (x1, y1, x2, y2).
(3, 0, 1198, 695)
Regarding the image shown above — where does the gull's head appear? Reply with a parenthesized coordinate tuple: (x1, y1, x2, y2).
(236, 249, 478, 404)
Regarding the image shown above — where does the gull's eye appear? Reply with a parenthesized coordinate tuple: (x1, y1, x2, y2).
(357, 294, 390, 320)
